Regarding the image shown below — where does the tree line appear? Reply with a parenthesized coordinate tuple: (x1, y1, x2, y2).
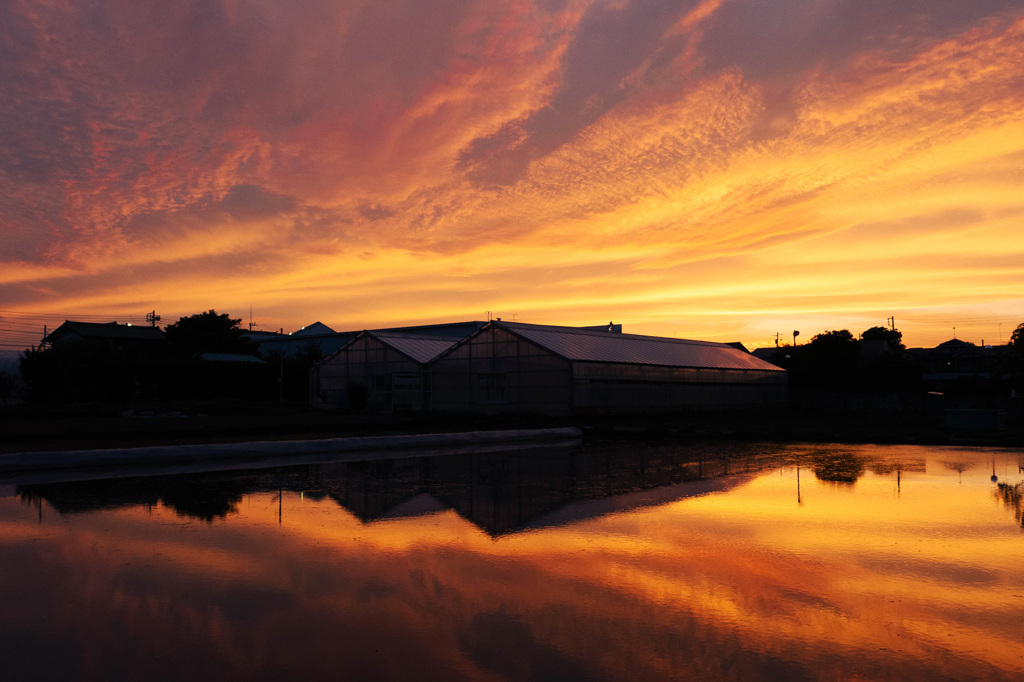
(16, 310, 322, 406)
(761, 326, 914, 392)
(764, 323, 1024, 397)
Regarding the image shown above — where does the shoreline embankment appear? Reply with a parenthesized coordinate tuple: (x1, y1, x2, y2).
(0, 427, 583, 479)
(2, 406, 1022, 477)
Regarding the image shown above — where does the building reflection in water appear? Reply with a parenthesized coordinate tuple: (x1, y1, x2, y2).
(16, 441, 788, 535)
(2, 441, 1023, 682)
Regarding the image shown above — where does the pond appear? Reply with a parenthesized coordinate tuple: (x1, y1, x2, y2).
(1, 441, 1022, 681)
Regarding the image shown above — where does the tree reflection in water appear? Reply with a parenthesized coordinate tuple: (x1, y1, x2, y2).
(994, 481, 1024, 527)
(19, 475, 251, 523)
(808, 448, 866, 485)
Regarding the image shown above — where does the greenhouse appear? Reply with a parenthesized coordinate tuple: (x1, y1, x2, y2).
(310, 330, 459, 412)
(429, 321, 786, 415)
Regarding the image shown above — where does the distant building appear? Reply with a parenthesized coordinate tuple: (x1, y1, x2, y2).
(859, 339, 898, 363)
(198, 353, 266, 364)
(907, 338, 1002, 386)
(247, 320, 487, 359)
(751, 347, 781, 362)
(244, 321, 347, 358)
(43, 321, 167, 349)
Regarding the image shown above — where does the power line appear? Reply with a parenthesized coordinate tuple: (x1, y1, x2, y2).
(0, 310, 129, 320)
(0, 310, 157, 352)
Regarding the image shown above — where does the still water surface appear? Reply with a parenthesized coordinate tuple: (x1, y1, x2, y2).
(1, 441, 1023, 681)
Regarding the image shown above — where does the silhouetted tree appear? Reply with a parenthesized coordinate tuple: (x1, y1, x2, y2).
(20, 340, 143, 402)
(779, 328, 916, 392)
(20, 474, 250, 523)
(861, 326, 904, 350)
(165, 310, 256, 357)
(858, 326, 918, 390)
(1008, 322, 1024, 401)
(1010, 322, 1024, 359)
(804, 329, 860, 368)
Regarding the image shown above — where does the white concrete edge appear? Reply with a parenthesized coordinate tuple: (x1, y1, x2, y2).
(0, 427, 584, 474)
(2, 437, 585, 487)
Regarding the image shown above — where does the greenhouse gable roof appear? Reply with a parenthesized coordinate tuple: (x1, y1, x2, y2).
(370, 331, 463, 364)
(495, 322, 784, 372)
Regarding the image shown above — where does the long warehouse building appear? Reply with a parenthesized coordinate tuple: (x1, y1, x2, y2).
(311, 320, 786, 415)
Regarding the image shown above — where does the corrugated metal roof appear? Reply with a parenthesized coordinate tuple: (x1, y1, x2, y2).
(497, 322, 784, 371)
(371, 331, 462, 364)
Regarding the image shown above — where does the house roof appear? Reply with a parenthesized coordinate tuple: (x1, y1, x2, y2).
(370, 331, 463, 364)
(907, 338, 995, 359)
(199, 353, 265, 363)
(290, 321, 336, 337)
(935, 338, 977, 350)
(494, 322, 784, 371)
(751, 347, 781, 362)
(45, 321, 167, 344)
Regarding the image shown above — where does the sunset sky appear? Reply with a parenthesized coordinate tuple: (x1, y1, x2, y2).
(2, 0, 1023, 350)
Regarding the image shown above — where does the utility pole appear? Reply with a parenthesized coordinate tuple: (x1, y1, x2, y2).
(887, 316, 895, 331)
(146, 310, 161, 327)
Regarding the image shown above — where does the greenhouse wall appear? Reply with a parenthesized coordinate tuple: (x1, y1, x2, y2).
(570, 362, 787, 412)
(311, 336, 429, 412)
(430, 327, 573, 415)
